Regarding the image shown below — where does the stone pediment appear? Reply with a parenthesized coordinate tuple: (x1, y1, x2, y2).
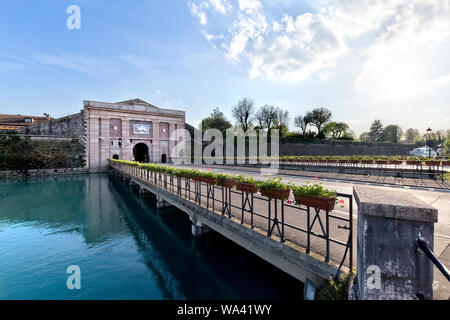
(83, 99, 185, 117)
(116, 99, 160, 112)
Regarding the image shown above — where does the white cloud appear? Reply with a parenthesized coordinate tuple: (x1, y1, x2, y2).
(354, 0, 450, 96)
(155, 89, 162, 95)
(189, 2, 208, 25)
(189, 0, 450, 87)
(201, 30, 224, 42)
(208, 0, 232, 14)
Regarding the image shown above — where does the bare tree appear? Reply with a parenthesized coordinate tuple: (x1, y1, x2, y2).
(232, 98, 254, 132)
(255, 105, 278, 132)
(294, 113, 313, 136)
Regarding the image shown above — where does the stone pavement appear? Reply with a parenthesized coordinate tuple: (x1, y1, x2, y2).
(208, 164, 450, 190)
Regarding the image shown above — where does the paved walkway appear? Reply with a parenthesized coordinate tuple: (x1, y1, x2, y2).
(208, 164, 450, 190)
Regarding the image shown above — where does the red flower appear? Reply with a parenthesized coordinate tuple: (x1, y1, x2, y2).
(286, 200, 292, 204)
(339, 200, 345, 204)
(313, 177, 319, 180)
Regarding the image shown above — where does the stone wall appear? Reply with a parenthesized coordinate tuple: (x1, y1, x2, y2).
(18, 111, 85, 137)
(0, 135, 85, 171)
(279, 141, 415, 156)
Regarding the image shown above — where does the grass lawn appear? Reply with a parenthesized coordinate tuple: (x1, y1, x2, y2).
(445, 172, 450, 181)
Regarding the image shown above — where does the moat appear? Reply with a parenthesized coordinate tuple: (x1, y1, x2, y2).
(0, 173, 303, 300)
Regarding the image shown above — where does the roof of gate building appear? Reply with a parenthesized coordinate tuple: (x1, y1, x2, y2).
(83, 99, 185, 117)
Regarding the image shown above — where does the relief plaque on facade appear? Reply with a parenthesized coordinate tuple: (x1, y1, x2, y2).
(133, 124, 150, 134)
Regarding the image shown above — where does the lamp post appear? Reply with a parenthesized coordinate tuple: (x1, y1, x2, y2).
(426, 128, 432, 158)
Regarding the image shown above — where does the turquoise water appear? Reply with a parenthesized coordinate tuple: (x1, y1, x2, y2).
(0, 174, 303, 300)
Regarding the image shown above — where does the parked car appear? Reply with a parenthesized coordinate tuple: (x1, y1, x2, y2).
(409, 146, 437, 157)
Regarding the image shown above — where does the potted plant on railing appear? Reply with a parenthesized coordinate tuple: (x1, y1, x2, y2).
(234, 175, 258, 194)
(292, 182, 337, 211)
(196, 171, 217, 184)
(178, 168, 194, 179)
(216, 173, 236, 189)
(257, 177, 291, 200)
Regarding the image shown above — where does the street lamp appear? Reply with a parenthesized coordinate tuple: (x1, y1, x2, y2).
(426, 128, 432, 158)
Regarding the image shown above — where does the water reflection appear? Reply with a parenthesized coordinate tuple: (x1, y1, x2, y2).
(0, 174, 302, 300)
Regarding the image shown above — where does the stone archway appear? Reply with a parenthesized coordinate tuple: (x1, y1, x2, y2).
(133, 143, 149, 163)
(112, 154, 119, 160)
(161, 153, 167, 163)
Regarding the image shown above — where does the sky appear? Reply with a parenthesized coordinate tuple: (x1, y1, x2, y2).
(0, 0, 449, 136)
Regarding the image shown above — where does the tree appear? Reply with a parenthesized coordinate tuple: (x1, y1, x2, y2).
(232, 98, 254, 132)
(255, 105, 279, 134)
(294, 113, 313, 137)
(310, 107, 332, 138)
(272, 109, 290, 137)
(369, 120, 383, 142)
(381, 124, 403, 143)
(200, 108, 232, 133)
(359, 132, 371, 142)
(404, 128, 420, 143)
(324, 122, 349, 140)
(445, 139, 450, 156)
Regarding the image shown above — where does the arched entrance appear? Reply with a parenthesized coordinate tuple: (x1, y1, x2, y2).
(161, 153, 167, 163)
(133, 143, 149, 163)
(112, 154, 119, 160)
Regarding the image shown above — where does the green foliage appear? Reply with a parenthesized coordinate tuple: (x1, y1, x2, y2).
(200, 108, 232, 133)
(381, 124, 403, 143)
(235, 174, 258, 185)
(316, 274, 352, 300)
(369, 119, 383, 142)
(0, 135, 85, 171)
(445, 139, 450, 156)
(291, 182, 337, 200)
(256, 176, 291, 190)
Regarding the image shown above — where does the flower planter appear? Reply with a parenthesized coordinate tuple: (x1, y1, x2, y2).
(235, 182, 258, 194)
(389, 160, 402, 165)
(200, 177, 217, 184)
(260, 188, 291, 200)
(442, 161, 450, 166)
(361, 160, 373, 164)
(375, 160, 387, 165)
(338, 160, 348, 164)
(349, 160, 359, 164)
(294, 195, 336, 211)
(425, 161, 440, 166)
(406, 161, 420, 166)
(191, 175, 203, 182)
(319, 160, 327, 164)
(220, 179, 236, 189)
(327, 160, 337, 164)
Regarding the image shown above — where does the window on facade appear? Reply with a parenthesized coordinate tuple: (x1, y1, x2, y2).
(24, 118, 32, 123)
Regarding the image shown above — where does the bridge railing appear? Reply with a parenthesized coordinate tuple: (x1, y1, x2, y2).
(111, 161, 354, 277)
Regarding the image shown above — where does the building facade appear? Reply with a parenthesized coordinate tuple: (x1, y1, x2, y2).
(84, 99, 185, 171)
(14, 98, 186, 171)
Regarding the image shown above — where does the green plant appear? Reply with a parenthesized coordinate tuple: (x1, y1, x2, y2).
(256, 176, 291, 191)
(235, 174, 258, 185)
(291, 182, 337, 200)
(316, 274, 352, 300)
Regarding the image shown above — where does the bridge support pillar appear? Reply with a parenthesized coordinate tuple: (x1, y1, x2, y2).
(156, 195, 173, 209)
(353, 186, 438, 300)
(190, 217, 211, 238)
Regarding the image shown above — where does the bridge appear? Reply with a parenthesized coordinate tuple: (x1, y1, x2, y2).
(109, 160, 354, 288)
(110, 160, 448, 299)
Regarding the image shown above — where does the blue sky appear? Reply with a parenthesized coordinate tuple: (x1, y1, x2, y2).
(1, 0, 449, 136)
